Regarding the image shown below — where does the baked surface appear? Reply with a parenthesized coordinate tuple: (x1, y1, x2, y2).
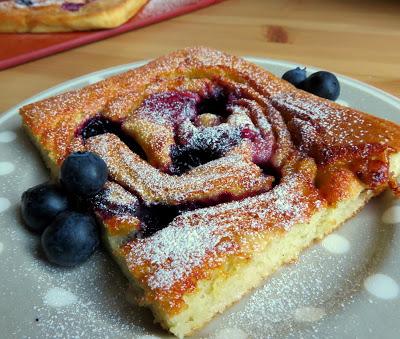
(0, 0, 148, 32)
(20, 47, 400, 337)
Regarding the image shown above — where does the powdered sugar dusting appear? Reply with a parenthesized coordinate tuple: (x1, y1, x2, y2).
(270, 91, 396, 160)
(82, 67, 326, 294)
(211, 327, 248, 339)
(137, 0, 213, 19)
(134, 221, 223, 290)
(86, 134, 272, 206)
(93, 181, 139, 218)
(43, 287, 78, 308)
(212, 234, 378, 338)
(293, 306, 326, 322)
(1, 227, 149, 338)
(85, 75, 324, 294)
(126, 172, 320, 291)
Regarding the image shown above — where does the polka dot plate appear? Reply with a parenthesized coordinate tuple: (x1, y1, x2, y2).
(0, 58, 399, 339)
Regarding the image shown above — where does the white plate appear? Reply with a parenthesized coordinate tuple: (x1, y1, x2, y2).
(0, 57, 399, 339)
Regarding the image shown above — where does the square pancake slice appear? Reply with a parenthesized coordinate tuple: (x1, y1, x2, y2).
(20, 47, 400, 337)
(0, 0, 148, 32)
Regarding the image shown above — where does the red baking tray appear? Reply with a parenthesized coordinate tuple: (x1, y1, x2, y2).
(0, 0, 222, 70)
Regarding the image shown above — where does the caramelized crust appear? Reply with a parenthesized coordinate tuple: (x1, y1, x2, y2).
(20, 47, 400, 170)
(20, 47, 400, 336)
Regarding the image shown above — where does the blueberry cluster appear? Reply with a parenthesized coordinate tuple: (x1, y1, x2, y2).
(282, 67, 340, 101)
(21, 152, 108, 267)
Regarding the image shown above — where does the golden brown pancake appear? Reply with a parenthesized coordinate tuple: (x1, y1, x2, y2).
(0, 0, 148, 32)
(20, 47, 400, 337)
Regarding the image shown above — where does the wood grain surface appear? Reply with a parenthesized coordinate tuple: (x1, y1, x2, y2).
(0, 0, 399, 114)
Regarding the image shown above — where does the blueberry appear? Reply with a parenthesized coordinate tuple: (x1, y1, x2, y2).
(60, 152, 108, 198)
(81, 118, 115, 140)
(41, 211, 99, 267)
(81, 118, 146, 159)
(282, 67, 307, 88)
(302, 71, 340, 101)
(169, 126, 240, 175)
(21, 183, 70, 233)
(137, 204, 181, 238)
(16, 0, 33, 6)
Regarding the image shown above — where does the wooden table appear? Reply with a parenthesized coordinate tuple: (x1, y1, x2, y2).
(0, 0, 399, 114)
